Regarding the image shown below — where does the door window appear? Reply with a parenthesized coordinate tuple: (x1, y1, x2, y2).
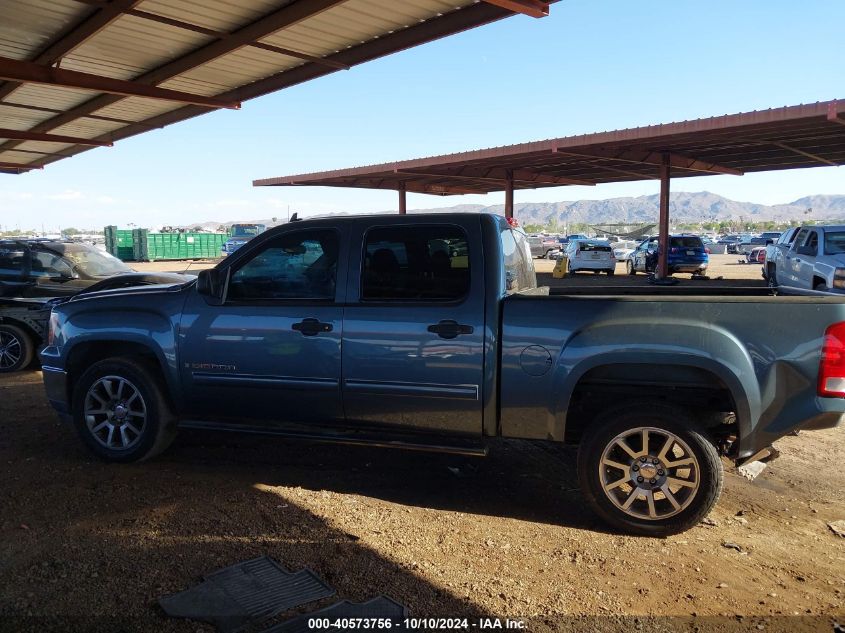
(31, 250, 74, 278)
(361, 225, 470, 301)
(803, 231, 819, 256)
(0, 244, 26, 280)
(227, 230, 338, 301)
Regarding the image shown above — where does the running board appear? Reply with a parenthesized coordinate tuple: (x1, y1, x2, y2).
(178, 419, 489, 457)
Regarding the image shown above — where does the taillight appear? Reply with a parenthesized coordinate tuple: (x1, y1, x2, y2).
(819, 323, 845, 397)
(670, 247, 679, 254)
(705, 247, 711, 254)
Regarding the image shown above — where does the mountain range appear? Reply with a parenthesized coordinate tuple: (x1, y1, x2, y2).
(191, 192, 845, 230)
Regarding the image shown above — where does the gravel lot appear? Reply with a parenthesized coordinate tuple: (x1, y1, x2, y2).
(1, 253, 841, 632)
(1, 367, 843, 632)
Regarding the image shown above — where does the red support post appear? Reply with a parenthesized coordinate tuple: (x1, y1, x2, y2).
(504, 170, 514, 219)
(398, 182, 406, 215)
(657, 153, 671, 279)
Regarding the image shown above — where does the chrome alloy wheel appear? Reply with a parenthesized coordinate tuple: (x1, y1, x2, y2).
(0, 330, 22, 370)
(84, 375, 147, 450)
(598, 426, 700, 520)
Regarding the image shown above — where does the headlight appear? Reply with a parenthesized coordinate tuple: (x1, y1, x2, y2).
(833, 268, 845, 289)
(47, 311, 64, 346)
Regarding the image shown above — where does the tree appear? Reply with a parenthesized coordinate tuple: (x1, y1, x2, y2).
(63, 227, 80, 236)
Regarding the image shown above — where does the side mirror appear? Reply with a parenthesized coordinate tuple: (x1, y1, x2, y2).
(196, 268, 224, 297)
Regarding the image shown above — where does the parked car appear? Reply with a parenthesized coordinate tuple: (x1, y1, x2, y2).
(41, 213, 845, 536)
(627, 235, 709, 276)
(564, 239, 616, 275)
(0, 239, 134, 298)
(737, 236, 775, 255)
(747, 246, 767, 264)
(717, 235, 743, 254)
(611, 240, 638, 262)
(760, 231, 784, 241)
(527, 235, 560, 259)
(766, 224, 845, 293)
(220, 223, 266, 257)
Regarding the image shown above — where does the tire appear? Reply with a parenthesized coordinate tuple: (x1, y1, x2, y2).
(626, 260, 636, 275)
(766, 266, 778, 289)
(0, 323, 35, 373)
(71, 357, 177, 462)
(815, 282, 829, 292)
(577, 402, 723, 536)
(607, 269, 615, 276)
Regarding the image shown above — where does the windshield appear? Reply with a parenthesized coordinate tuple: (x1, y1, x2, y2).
(49, 244, 132, 276)
(824, 231, 845, 255)
(670, 237, 703, 248)
(231, 225, 264, 238)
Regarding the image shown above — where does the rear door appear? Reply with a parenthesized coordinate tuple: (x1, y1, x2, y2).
(341, 218, 485, 435)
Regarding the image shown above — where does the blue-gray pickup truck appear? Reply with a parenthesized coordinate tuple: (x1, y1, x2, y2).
(40, 213, 845, 535)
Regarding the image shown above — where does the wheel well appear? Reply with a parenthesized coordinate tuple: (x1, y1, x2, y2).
(564, 363, 739, 448)
(65, 341, 162, 402)
(813, 276, 827, 289)
(0, 318, 40, 346)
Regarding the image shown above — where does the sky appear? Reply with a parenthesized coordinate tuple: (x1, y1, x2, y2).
(1, 0, 844, 232)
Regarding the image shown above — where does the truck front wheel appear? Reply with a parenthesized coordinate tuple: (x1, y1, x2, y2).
(71, 358, 177, 462)
(577, 403, 723, 536)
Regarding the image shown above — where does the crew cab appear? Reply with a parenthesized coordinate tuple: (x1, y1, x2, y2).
(40, 214, 845, 535)
(766, 224, 845, 293)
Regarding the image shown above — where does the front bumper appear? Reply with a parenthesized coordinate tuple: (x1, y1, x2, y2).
(41, 364, 70, 417)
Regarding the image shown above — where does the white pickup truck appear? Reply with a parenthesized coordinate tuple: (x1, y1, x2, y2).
(766, 225, 845, 293)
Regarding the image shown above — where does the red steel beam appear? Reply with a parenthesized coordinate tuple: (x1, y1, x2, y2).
(0, 161, 42, 171)
(657, 154, 670, 279)
(396, 166, 594, 187)
(398, 182, 407, 214)
(768, 140, 840, 167)
(0, 128, 112, 146)
(69, 0, 351, 70)
(554, 146, 743, 176)
(0, 57, 240, 109)
(828, 102, 845, 127)
(482, 0, 549, 18)
(0, 0, 347, 156)
(0, 0, 143, 102)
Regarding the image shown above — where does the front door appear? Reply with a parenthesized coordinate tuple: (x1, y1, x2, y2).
(179, 227, 345, 424)
(340, 218, 485, 436)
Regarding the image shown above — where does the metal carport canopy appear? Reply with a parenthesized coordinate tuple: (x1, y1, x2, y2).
(253, 99, 845, 278)
(0, 0, 553, 174)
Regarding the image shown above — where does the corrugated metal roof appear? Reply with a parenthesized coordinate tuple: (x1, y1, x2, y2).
(253, 100, 845, 194)
(0, 0, 544, 173)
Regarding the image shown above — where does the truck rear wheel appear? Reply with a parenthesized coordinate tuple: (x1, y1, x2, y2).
(0, 323, 34, 373)
(626, 260, 635, 275)
(71, 357, 177, 462)
(577, 402, 723, 536)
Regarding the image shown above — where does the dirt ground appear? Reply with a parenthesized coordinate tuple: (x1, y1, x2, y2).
(1, 368, 842, 632)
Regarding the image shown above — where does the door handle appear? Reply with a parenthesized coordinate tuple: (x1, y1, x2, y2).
(427, 320, 474, 339)
(292, 318, 333, 336)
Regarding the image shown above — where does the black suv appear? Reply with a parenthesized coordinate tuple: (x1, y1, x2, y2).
(0, 239, 134, 297)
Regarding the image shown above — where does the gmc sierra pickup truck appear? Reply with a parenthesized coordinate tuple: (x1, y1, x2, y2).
(40, 214, 845, 535)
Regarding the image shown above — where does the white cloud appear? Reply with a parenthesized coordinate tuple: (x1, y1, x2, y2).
(47, 189, 83, 200)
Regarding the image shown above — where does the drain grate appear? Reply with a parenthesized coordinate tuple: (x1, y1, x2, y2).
(160, 556, 335, 632)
